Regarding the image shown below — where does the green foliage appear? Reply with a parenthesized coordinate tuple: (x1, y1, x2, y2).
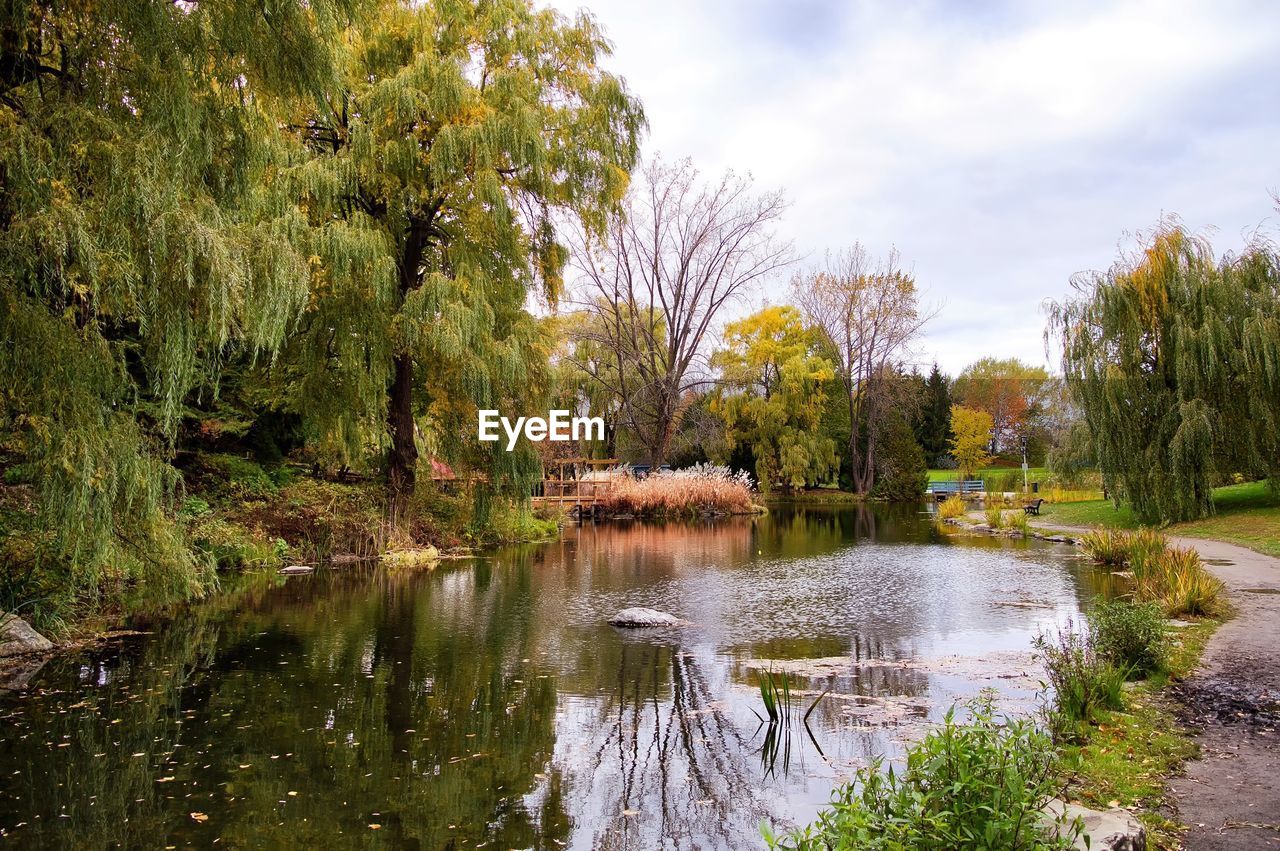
(985, 505, 1006, 528)
(1035, 621, 1128, 740)
(1088, 600, 1167, 679)
(869, 409, 928, 501)
(1050, 222, 1280, 523)
(766, 694, 1079, 850)
(189, 518, 288, 570)
(913, 364, 953, 463)
(712, 306, 837, 491)
(279, 0, 644, 496)
(0, 0, 364, 623)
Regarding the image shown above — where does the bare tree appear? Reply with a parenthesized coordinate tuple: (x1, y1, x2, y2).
(567, 158, 791, 465)
(792, 246, 933, 493)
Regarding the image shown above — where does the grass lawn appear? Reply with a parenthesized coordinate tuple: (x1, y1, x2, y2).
(1038, 481, 1280, 558)
(927, 465, 1048, 483)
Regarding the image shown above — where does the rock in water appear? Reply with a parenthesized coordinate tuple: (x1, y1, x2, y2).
(608, 607, 685, 628)
(0, 614, 54, 658)
(278, 565, 315, 575)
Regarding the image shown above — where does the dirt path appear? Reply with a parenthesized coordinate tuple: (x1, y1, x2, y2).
(1164, 537, 1280, 850)
(1030, 521, 1280, 848)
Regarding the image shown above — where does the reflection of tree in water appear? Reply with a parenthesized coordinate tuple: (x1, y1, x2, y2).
(556, 639, 775, 850)
(0, 565, 573, 849)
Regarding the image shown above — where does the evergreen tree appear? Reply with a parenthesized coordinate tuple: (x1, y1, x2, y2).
(917, 364, 952, 464)
(871, 409, 929, 501)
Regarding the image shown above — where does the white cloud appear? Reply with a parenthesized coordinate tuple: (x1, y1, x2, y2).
(550, 0, 1280, 373)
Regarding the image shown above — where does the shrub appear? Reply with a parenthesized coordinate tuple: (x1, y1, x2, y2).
(599, 464, 755, 517)
(766, 693, 1080, 850)
(984, 505, 1005, 528)
(983, 469, 1021, 495)
(1035, 619, 1127, 740)
(937, 494, 967, 520)
(189, 517, 288, 570)
(1088, 600, 1166, 678)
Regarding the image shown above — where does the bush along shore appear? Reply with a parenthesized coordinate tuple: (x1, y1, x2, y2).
(0, 452, 559, 641)
(774, 514, 1229, 849)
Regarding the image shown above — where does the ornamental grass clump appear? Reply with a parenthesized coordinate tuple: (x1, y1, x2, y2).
(1146, 546, 1225, 618)
(1079, 529, 1224, 617)
(599, 464, 755, 517)
(984, 505, 1005, 528)
(764, 693, 1081, 850)
(1079, 528, 1129, 566)
(937, 494, 967, 520)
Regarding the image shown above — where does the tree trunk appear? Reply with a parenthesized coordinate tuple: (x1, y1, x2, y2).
(386, 216, 430, 499)
(387, 353, 417, 497)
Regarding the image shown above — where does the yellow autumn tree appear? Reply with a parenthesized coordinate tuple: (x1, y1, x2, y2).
(711, 306, 836, 491)
(949, 405, 994, 480)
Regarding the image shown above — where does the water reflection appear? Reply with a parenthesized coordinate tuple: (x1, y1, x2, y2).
(0, 503, 1095, 849)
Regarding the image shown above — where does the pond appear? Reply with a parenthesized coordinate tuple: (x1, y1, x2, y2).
(0, 503, 1105, 849)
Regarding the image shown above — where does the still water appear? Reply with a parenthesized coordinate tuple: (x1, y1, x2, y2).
(0, 503, 1102, 849)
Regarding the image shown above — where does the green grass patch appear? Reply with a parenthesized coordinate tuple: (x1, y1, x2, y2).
(1037, 481, 1280, 558)
(927, 465, 1048, 483)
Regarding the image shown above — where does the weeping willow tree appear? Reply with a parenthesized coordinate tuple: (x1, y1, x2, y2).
(277, 0, 644, 504)
(0, 1, 363, 621)
(1049, 222, 1280, 523)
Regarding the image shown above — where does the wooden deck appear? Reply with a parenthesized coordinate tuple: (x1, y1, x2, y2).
(531, 458, 621, 516)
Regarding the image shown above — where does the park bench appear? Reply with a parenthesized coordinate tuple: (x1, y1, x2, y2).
(1022, 498, 1045, 516)
(926, 479, 984, 500)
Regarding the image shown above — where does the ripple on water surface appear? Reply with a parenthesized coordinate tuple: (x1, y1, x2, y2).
(0, 502, 1100, 849)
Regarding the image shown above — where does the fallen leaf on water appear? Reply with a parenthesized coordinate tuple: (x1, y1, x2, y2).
(189, 813, 208, 823)
(368, 824, 381, 830)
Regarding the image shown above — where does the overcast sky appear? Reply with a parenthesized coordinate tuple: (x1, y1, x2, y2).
(547, 0, 1280, 375)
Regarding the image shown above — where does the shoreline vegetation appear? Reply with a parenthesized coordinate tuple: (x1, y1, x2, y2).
(902, 502, 1235, 849)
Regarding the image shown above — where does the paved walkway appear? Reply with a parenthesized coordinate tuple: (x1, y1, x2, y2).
(1031, 522, 1280, 849)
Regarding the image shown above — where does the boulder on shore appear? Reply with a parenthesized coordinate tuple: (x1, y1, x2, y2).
(608, 607, 686, 628)
(0, 614, 54, 658)
(1044, 799, 1146, 851)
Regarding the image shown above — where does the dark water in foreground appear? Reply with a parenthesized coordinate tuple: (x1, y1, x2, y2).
(0, 503, 1102, 849)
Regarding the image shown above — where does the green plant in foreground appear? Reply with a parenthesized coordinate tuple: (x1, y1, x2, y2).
(985, 505, 1005, 528)
(764, 693, 1081, 850)
(1035, 620, 1128, 741)
(1088, 600, 1166, 679)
